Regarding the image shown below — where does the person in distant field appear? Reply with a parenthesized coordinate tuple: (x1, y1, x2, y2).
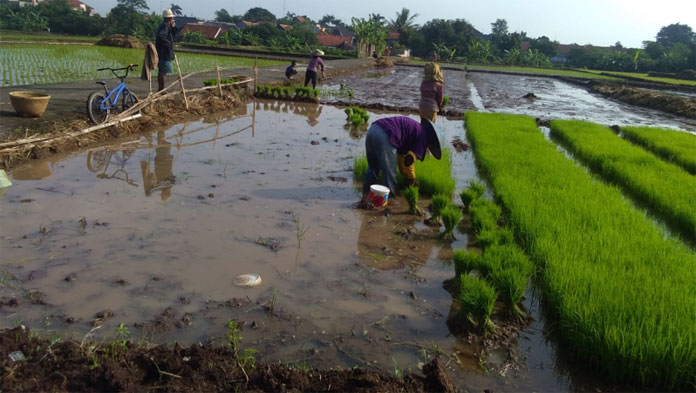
(419, 57, 444, 123)
(285, 60, 298, 80)
(356, 116, 442, 209)
(304, 49, 325, 89)
(155, 8, 178, 91)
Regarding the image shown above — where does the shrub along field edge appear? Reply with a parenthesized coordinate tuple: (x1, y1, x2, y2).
(620, 126, 696, 175)
(550, 119, 696, 241)
(465, 111, 696, 389)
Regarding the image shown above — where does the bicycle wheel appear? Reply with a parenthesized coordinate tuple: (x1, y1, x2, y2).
(86, 91, 109, 124)
(120, 90, 139, 113)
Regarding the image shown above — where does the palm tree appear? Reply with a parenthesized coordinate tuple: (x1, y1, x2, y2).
(170, 4, 182, 16)
(389, 8, 419, 32)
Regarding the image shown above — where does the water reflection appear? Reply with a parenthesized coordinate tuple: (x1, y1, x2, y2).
(86, 148, 138, 187)
(255, 100, 324, 126)
(139, 131, 175, 201)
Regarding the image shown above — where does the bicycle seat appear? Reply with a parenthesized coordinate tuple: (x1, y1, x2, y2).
(96, 81, 107, 86)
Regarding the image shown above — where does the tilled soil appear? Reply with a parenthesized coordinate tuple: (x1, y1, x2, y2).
(0, 326, 455, 393)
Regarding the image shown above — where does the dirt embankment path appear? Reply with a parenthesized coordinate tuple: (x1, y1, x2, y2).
(0, 326, 455, 393)
(591, 83, 696, 119)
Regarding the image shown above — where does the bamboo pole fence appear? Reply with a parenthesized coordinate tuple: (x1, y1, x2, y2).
(0, 68, 252, 153)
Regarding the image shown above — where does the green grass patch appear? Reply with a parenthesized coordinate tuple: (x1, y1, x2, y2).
(620, 126, 696, 175)
(550, 119, 696, 241)
(0, 29, 100, 43)
(0, 44, 283, 87)
(582, 69, 696, 86)
(466, 111, 696, 389)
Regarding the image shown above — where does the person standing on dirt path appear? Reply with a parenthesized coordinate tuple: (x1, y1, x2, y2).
(156, 8, 178, 92)
(304, 49, 325, 89)
(357, 116, 442, 209)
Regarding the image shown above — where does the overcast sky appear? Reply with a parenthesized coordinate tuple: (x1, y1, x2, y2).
(86, 0, 695, 48)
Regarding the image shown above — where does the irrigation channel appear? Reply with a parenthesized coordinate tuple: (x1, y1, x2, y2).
(1, 66, 694, 391)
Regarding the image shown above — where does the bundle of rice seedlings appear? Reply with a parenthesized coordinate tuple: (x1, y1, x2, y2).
(404, 186, 422, 215)
(477, 227, 514, 249)
(353, 156, 368, 180)
(458, 275, 497, 335)
(453, 250, 481, 277)
(479, 244, 534, 278)
(430, 194, 450, 224)
(441, 205, 462, 241)
(460, 181, 486, 208)
(469, 198, 501, 232)
(489, 268, 529, 320)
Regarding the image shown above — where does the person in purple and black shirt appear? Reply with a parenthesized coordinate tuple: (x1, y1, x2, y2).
(357, 116, 442, 209)
(304, 49, 325, 89)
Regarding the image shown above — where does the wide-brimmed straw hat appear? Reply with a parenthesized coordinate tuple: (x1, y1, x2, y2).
(422, 119, 442, 159)
(313, 49, 325, 56)
(162, 8, 174, 18)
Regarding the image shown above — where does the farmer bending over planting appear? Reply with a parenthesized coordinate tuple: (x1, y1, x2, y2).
(156, 8, 178, 91)
(357, 116, 442, 209)
(305, 49, 325, 89)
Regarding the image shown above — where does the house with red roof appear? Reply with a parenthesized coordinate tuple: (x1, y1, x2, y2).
(316, 34, 354, 49)
(180, 24, 224, 40)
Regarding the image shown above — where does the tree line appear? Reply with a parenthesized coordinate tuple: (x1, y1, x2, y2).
(1, 1, 694, 73)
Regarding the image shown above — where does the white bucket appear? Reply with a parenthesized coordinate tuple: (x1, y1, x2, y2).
(368, 184, 390, 207)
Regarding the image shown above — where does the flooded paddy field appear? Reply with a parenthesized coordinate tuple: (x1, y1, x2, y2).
(3, 63, 695, 391)
(1, 101, 609, 391)
(326, 65, 696, 131)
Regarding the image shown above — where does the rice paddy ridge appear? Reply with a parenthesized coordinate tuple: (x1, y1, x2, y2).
(620, 126, 696, 175)
(550, 120, 696, 242)
(465, 112, 696, 390)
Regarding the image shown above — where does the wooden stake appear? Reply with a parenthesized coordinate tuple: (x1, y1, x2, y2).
(216, 66, 223, 97)
(174, 55, 189, 110)
(253, 56, 258, 94)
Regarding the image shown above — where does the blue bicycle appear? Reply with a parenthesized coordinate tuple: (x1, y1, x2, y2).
(86, 64, 139, 125)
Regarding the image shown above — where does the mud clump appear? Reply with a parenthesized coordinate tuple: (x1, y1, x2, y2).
(0, 326, 456, 393)
(375, 57, 394, 68)
(593, 83, 696, 119)
(96, 34, 145, 49)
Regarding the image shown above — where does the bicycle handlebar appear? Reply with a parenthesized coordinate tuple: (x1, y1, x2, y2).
(97, 64, 139, 79)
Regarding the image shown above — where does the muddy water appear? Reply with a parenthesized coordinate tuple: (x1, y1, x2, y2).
(326, 65, 695, 131)
(324, 66, 473, 114)
(2, 102, 615, 391)
(469, 72, 696, 130)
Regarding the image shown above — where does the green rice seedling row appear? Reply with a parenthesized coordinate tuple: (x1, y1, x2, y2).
(550, 119, 696, 240)
(0, 44, 284, 87)
(465, 111, 696, 389)
(620, 126, 696, 175)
